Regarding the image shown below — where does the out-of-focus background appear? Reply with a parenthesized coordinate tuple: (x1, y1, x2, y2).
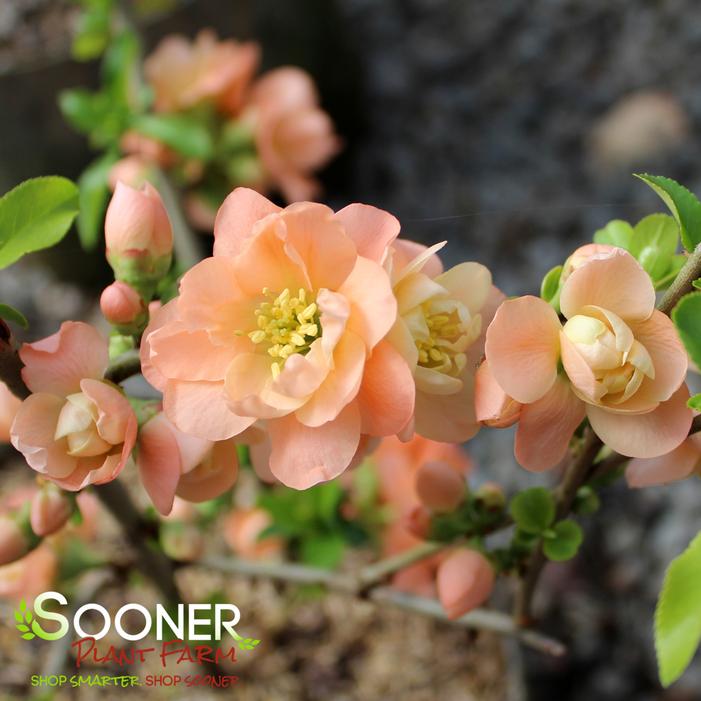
(1, 1, 700, 699)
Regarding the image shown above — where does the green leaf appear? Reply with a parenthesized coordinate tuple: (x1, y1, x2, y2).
(72, 0, 112, 61)
(22, 632, 35, 640)
(0, 303, 28, 329)
(542, 520, 583, 562)
(16, 623, 28, 633)
(672, 293, 701, 370)
(688, 394, 701, 411)
(509, 487, 555, 535)
(540, 265, 562, 304)
(630, 214, 679, 280)
(77, 153, 118, 250)
(130, 114, 214, 160)
(593, 219, 634, 249)
(0, 177, 79, 268)
(299, 532, 345, 569)
(58, 89, 129, 148)
(655, 531, 701, 687)
(693, 279, 701, 290)
(14, 610, 23, 624)
(636, 174, 701, 252)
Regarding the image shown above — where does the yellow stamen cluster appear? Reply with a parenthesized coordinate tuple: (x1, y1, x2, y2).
(416, 306, 480, 377)
(247, 287, 321, 378)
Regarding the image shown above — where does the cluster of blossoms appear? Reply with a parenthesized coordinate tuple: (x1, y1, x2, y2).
(113, 30, 341, 229)
(0, 173, 696, 623)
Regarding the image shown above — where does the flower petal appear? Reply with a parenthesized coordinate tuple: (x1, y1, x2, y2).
(626, 434, 701, 488)
(176, 439, 239, 503)
(560, 248, 655, 321)
(515, 376, 585, 472)
(484, 296, 561, 403)
(268, 402, 361, 489)
(356, 340, 415, 436)
(587, 383, 692, 458)
(20, 322, 109, 396)
(435, 262, 492, 317)
(163, 379, 255, 440)
(338, 257, 397, 349)
(334, 203, 400, 264)
(213, 187, 280, 258)
(137, 413, 183, 515)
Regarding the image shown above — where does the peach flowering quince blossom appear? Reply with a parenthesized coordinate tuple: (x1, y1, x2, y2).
(141, 188, 415, 489)
(625, 433, 701, 488)
(10, 322, 137, 490)
(385, 239, 504, 442)
(137, 411, 239, 516)
(484, 247, 692, 471)
(243, 67, 342, 203)
(144, 30, 260, 115)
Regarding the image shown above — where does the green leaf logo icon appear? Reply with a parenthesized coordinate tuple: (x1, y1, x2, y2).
(14, 599, 35, 640)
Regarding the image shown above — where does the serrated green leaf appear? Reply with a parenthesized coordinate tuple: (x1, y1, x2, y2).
(0, 177, 79, 269)
(593, 219, 634, 249)
(688, 394, 701, 411)
(130, 114, 214, 160)
(636, 174, 701, 252)
(509, 487, 555, 535)
(540, 265, 562, 304)
(77, 152, 118, 250)
(630, 214, 679, 280)
(672, 293, 701, 370)
(0, 303, 28, 329)
(655, 531, 701, 687)
(543, 520, 583, 562)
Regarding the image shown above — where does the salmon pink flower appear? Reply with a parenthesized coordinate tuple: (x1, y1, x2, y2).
(485, 248, 691, 471)
(474, 360, 522, 428)
(142, 188, 415, 489)
(243, 67, 341, 202)
(137, 412, 239, 516)
(144, 30, 260, 115)
(10, 322, 137, 490)
(386, 240, 504, 442)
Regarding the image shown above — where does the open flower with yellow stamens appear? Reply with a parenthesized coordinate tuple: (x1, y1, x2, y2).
(141, 188, 415, 489)
(385, 240, 504, 442)
(484, 247, 692, 471)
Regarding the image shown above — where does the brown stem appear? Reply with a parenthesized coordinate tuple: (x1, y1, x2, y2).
(104, 348, 142, 384)
(95, 480, 180, 605)
(658, 243, 701, 315)
(514, 430, 602, 625)
(199, 556, 566, 657)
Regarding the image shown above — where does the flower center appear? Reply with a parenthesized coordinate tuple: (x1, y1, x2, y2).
(562, 310, 655, 405)
(247, 287, 321, 378)
(415, 302, 481, 377)
(54, 393, 112, 458)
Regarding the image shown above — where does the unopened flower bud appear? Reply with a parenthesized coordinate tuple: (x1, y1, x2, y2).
(403, 505, 431, 540)
(30, 484, 73, 537)
(437, 549, 495, 620)
(105, 182, 173, 287)
(475, 482, 505, 510)
(0, 515, 29, 565)
(100, 281, 146, 326)
(415, 461, 465, 512)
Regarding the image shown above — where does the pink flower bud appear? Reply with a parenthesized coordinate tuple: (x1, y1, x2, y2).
(403, 505, 431, 540)
(105, 182, 173, 282)
(415, 461, 465, 512)
(0, 516, 29, 566)
(100, 281, 145, 325)
(30, 484, 73, 537)
(437, 549, 495, 620)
